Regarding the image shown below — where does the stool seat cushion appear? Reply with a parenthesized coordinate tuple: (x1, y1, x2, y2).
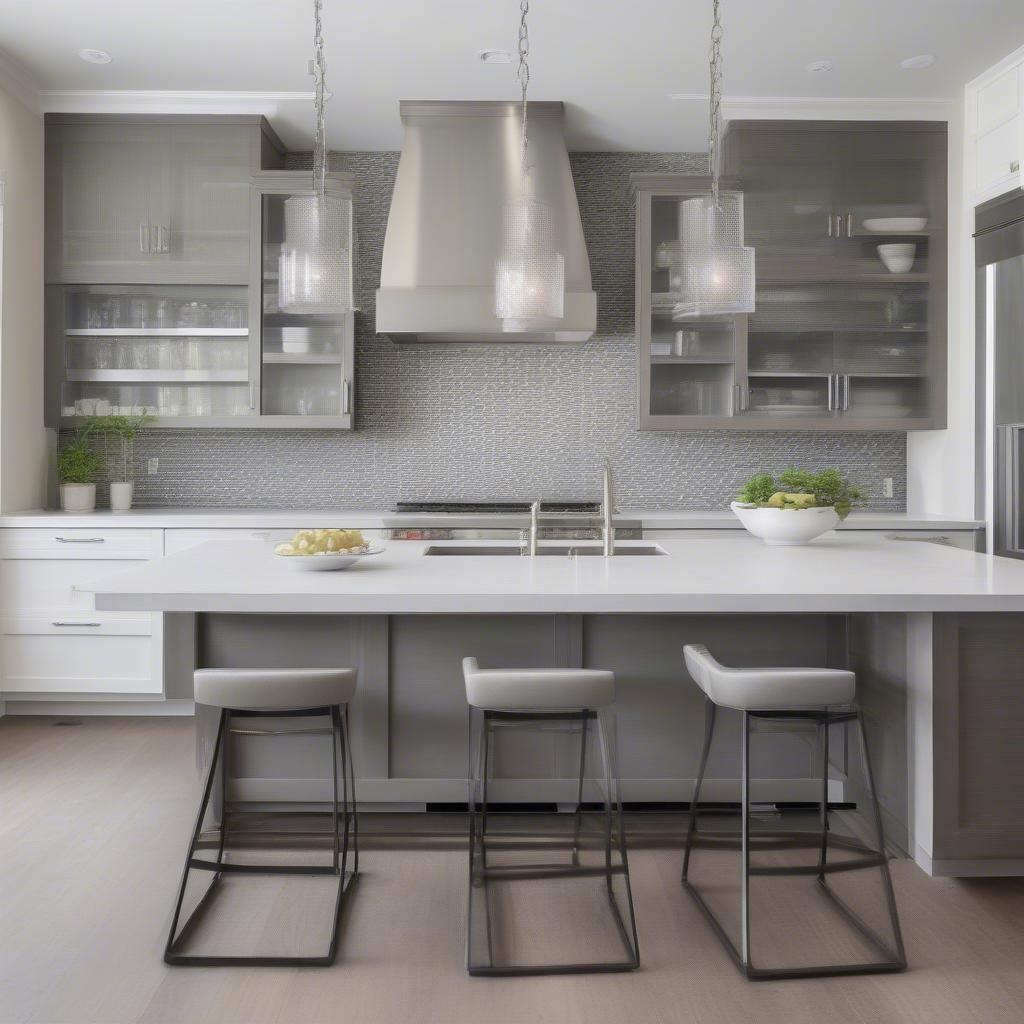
(194, 668, 357, 711)
(462, 657, 615, 711)
(683, 644, 854, 711)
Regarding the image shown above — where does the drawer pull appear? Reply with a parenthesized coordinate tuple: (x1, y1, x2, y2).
(52, 621, 102, 627)
(55, 536, 106, 544)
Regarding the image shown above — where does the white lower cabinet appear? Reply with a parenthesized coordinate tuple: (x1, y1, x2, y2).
(0, 527, 163, 696)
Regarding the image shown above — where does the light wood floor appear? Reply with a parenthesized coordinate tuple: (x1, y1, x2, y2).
(3, 717, 1024, 1024)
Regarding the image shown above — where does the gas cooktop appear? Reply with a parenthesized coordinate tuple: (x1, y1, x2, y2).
(395, 501, 600, 515)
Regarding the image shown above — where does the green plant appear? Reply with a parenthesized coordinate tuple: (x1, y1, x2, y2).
(57, 428, 104, 485)
(736, 467, 863, 519)
(86, 414, 153, 482)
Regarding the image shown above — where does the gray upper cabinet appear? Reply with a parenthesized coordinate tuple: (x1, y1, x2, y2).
(45, 115, 283, 286)
(634, 121, 948, 431)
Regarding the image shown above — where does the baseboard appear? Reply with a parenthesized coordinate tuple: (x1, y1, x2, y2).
(2, 698, 195, 717)
(927, 856, 1024, 877)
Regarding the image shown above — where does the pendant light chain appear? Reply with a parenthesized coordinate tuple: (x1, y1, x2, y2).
(312, 0, 328, 199)
(517, 0, 531, 191)
(708, 0, 723, 209)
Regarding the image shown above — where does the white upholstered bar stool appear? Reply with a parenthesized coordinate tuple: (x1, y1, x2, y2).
(165, 668, 359, 967)
(681, 644, 905, 980)
(462, 658, 640, 976)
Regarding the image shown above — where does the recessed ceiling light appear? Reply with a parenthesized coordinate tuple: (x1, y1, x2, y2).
(78, 48, 112, 64)
(478, 49, 512, 64)
(805, 59, 834, 73)
(900, 54, 935, 70)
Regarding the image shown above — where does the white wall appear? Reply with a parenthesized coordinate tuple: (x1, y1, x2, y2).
(906, 101, 977, 519)
(0, 80, 46, 513)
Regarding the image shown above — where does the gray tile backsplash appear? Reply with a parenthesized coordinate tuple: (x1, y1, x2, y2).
(121, 150, 906, 511)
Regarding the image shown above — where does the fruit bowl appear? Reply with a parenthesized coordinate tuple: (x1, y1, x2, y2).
(730, 502, 841, 546)
(273, 529, 384, 571)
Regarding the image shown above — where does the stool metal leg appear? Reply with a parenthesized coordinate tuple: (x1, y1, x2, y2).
(681, 706, 906, 980)
(466, 709, 639, 976)
(164, 704, 357, 967)
(683, 696, 716, 882)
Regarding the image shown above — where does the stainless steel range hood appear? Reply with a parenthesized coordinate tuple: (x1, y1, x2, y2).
(375, 101, 596, 343)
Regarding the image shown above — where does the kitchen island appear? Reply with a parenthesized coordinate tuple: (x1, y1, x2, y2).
(87, 534, 1024, 878)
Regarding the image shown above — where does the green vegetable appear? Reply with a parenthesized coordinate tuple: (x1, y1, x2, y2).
(736, 468, 863, 520)
(57, 427, 104, 485)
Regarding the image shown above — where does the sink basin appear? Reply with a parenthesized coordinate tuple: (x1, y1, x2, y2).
(422, 545, 665, 557)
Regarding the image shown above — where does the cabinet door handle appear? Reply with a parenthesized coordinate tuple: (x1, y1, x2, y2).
(827, 214, 833, 238)
(249, 381, 257, 410)
(139, 223, 150, 254)
(846, 213, 853, 237)
(843, 374, 851, 411)
(827, 375, 834, 411)
(52, 621, 101, 628)
(55, 536, 105, 543)
(342, 379, 351, 415)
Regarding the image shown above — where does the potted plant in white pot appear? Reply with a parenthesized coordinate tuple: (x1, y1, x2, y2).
(90, 413, 153, 512)
(57, 426, 104, 512)
(731, 468, 863, 546)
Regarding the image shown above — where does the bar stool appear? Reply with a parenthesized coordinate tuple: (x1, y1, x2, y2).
(463, 657, 640, 976)
(165, 668, 358, 967)
(681, 644, 906, 980)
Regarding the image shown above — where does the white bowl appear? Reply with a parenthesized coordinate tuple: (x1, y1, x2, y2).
(730, 503, 840, 546)
(877, 243, 916, 274)
(275, 542, 385, 572)
(863, 217, 927, 234)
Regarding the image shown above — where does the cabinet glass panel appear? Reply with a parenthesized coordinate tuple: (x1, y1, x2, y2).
(648, 195, 738, 419)
(58, 284, 250, 421)
(259, 193, 349, 419)
(54, 123, 250, 282)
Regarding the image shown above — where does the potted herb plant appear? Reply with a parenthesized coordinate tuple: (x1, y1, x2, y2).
(57, 425, 104, 513)
(89, 413, 153, 512)
(731, 468, 863, 545)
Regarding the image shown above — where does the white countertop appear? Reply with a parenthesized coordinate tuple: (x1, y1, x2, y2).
(88, 534, 1024, 615)
(0, 507, 985, 531)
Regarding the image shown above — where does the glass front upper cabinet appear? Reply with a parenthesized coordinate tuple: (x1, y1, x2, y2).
(634, 177, 747, 428)
(251, 171, 355, 428)
(633, 123, 946, 431)
(45, 116, 275, 286)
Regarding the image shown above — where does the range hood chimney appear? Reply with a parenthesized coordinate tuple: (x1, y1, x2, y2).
(376, 101, 596, 343)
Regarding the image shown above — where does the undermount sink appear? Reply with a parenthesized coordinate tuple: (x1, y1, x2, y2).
(422, 544, 666, 557)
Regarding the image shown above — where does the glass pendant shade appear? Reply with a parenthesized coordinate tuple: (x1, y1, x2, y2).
(666, 190, 755, 319)
(494, 195, 565, 332)
(278, 192, 353, 315)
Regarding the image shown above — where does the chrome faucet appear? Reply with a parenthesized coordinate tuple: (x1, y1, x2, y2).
(602, 458, 615, 556)
(527, 500, 541, 557)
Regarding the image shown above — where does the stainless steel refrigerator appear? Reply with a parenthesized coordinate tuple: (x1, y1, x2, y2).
(980, 192, 1024, 557)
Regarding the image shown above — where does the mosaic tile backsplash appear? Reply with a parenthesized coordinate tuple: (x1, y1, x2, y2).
(121, 151, 906, 511)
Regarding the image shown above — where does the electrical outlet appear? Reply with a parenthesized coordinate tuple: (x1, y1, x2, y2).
(882, 477, 893, 499)
(147, 458, 159, 476)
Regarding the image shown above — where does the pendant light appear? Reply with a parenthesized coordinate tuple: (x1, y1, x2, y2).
(494, 0, 565, 332)
(666, 0, 754, 319)
(279, 0, 353, 315)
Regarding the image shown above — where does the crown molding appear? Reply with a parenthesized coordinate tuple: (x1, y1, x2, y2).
(0, 48, 41, 114)
(39, 90, 314, 116)
(671, 93, 953, 122)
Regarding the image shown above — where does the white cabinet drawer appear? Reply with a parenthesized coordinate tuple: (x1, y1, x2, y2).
(164, 527, 280, 555)
(1, 632, 159, 694)
(0, 557, 153, 616)
(0, 527, 163, 560)
(4, 615, 153, 637)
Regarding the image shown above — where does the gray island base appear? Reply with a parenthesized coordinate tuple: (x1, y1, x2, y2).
(89, 536, 1024, 878)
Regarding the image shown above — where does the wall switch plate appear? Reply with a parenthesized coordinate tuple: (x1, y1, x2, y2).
(882, 477, 894, 498)
(147, 458, 159, 476)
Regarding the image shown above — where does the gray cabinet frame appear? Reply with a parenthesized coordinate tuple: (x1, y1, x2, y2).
(633, 121, 948, 431)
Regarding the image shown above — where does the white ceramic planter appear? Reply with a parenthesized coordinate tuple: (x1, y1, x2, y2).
(110, 480, 134, 513)
(60, 482, 97, 513)
(730, 502, 841, 545)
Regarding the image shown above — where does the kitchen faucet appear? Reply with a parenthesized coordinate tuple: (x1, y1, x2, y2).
(523, 461, 615, 557)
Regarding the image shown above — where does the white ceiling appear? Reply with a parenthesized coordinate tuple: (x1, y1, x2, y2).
(1, 0, 1022, 151)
